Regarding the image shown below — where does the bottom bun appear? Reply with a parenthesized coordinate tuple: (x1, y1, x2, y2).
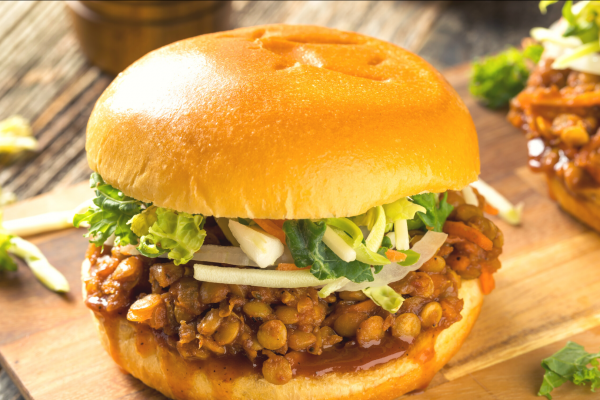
(83, 260, 483, 400)
(547, 176, 600, 232)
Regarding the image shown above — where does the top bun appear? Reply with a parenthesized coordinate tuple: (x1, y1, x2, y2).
(86, 24, 479, 219)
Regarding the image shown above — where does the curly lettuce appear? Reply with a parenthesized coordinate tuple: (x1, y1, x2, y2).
(74, 173, 208, 265)
(137, 208, 206, 265)
(538, 341, 600, 399)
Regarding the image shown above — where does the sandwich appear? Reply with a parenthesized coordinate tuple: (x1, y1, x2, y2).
(75, 24, 504, 399)
(509, 1, 600, 231)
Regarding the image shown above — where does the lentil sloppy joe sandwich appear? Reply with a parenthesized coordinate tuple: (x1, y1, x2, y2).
(509, 1, 600, 231)
(75, 24, 504, 400)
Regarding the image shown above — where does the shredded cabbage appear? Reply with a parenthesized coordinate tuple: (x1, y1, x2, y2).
(228, 220, 284, 268)
(471, 179, 523, 225)
(8, 237, 69, 292)
(462, 186, 479, 206)
(338, 230, 447, 292)
(322, 226, 356, 262)
(382, 198, 426, 223)
(534, 1, 600, 73)
(5, 199, 93, 237)
(394, 219, 410, 251)
(325, 218, 363, 247)
(362, 285, 404, 313)
(318, 277, 350, 298)
(193, 263, 336, 288)
(365, 206, 386, 252)
(0, 116, 37, 154)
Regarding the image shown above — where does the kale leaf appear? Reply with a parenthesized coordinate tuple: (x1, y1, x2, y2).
(282, 220, 374, 283)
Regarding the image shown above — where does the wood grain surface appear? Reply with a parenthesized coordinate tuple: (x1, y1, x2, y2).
(2, 63, 600, 399)
(0, 1, 574, 399)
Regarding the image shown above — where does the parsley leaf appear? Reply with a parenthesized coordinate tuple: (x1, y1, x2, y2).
(411, 193, 453, 232)
(538, 341, 600, 399)
(73, 172, 143, 246)
(282, 220, 374, 283)
(469, 44, 543, 109)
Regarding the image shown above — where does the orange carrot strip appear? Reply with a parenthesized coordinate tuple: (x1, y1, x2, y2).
(385, 249, 407, 263)
(254, 219, 286, 244)
(276, 263, 310, 271)
(271, 220, 285, 229)
(443, 221, 493, 251)
(479, 268, 495, 295)
(484, 202, 499, 216)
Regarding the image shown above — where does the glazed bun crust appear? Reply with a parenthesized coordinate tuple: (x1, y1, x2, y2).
(86, 24, 479, 219)
(83, 260, 484, 400)
(548, 176, 600, 232)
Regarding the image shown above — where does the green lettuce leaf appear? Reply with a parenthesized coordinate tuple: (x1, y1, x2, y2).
(129, 205, 157, 237)
(538, 341, 600, 399)
(411, 193, 454, 233)
(138, 208, 207, 265)
(73, 173, 143, 246)
(282, 220, 374, 283)
(383, 197, 426, 223)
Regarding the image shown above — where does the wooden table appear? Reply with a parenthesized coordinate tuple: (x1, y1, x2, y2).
(0, 1, 566, 399)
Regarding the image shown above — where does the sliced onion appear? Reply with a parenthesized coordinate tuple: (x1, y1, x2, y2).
(119, 244, 293, 267)
(193, 264, 336, 288)
(338, 230, 447, 292)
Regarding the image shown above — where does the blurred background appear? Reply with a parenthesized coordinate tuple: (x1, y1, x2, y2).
(0, 1, 561, 398)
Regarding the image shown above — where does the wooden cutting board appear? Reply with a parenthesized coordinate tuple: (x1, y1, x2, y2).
(2, 64, 600, 400)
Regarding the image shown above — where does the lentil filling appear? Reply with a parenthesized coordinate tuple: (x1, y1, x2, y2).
(508, 58, 600, 197)
(84, 190, 502, 385)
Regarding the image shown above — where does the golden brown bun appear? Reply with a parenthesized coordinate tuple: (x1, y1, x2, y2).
(82, 260, 484, 400)
(547, 176, 600, 232)
(86, 24, 479, 219)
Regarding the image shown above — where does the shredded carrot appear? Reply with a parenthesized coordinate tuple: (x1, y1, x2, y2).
(385, 249, 407, 263)
(254, 219, 286, 244)
(484, 202, 499, 216)
(276, 263, 310, 271)
(443, 221, 493, 251)
(479, 268, 495, 295)
(271, 220, 285, 229)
